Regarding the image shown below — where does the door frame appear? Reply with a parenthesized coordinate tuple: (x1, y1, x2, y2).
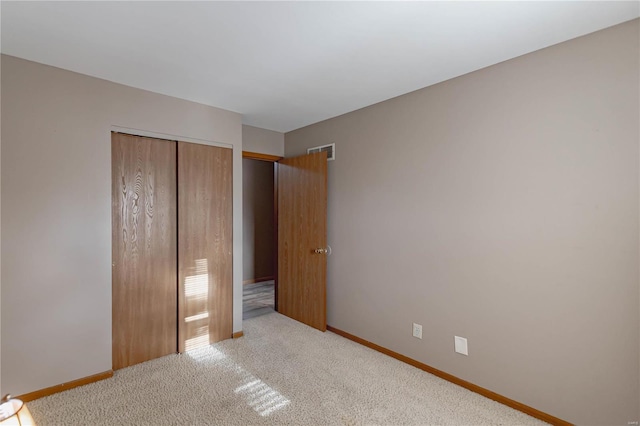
(242, 151, 283, 311)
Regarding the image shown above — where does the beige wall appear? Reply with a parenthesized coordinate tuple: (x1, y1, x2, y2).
(286, 20, 640, 425)
(242, 158, 275, 281)
(242, 125, 284, 157)
(0, 55, 244, 396)
(0, 54, 3, 394)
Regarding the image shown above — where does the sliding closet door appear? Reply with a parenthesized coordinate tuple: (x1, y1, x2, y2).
(178, 142, 233, 352)
(112, 133, 177, 370)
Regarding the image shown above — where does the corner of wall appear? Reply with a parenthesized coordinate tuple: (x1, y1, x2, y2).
(242, 124, 284, 157)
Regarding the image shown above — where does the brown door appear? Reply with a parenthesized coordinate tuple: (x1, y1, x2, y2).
(277, 152, 328, 331)
(112, 133, 177, 370)
(178, 142, 233, 352)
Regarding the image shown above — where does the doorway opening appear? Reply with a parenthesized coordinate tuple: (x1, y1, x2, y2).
(242, 152, 280, 320)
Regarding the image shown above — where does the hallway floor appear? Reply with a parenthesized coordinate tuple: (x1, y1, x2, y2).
(243, 280, 274, 320)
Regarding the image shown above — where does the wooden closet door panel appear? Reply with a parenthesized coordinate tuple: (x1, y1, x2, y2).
(112, 133, 177, 370)
(178, 142, 233, 352)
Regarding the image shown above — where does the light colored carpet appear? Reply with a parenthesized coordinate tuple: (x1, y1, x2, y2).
(28, 313, 548, 425)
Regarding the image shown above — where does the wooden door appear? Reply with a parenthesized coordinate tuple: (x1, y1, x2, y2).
(178, 142, 233, 352)
(277, 152, 328, 331)
(112, 133, 177, 370)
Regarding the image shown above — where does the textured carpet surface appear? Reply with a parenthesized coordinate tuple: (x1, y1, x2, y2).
(28, 313, 547, 425)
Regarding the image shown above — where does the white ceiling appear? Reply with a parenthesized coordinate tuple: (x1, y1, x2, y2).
(1, 1, 638, 133)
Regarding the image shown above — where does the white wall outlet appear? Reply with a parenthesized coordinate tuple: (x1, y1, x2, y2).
(412, 323, 422, 339)
(454, 336, 468, 355)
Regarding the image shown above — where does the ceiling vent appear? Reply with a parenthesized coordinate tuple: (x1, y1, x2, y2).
(307, 143, 335, 161)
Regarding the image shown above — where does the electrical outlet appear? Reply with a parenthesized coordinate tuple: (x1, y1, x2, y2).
(454, 336, 468, 355)
(412, 323, 422, 339)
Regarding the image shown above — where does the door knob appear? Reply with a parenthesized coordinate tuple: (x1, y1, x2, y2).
(314, 246, 332, 255)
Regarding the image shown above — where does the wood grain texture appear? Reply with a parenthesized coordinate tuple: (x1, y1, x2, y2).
(242, 276, 274, 285)
(277, 152, 327, 331)
(178, 142, 233, 352)
(112, 133, 177, 370)
(242, 151, 282, 162)
(327, 326, 573, 426)
(17, 371, 114, 402)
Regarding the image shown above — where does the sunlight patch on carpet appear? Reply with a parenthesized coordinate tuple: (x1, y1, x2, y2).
(185, 345, 226, 363)
(234, 369, 290, 416)
(185, 342, 290, 417)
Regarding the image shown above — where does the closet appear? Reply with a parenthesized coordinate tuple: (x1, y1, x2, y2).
(111, 132, 232, 370)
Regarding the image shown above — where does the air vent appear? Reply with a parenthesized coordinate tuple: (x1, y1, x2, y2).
(307, 143, 335, 161)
